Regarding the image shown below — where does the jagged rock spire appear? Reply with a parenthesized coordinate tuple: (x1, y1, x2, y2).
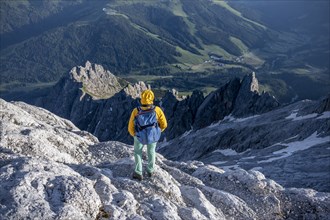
(70, 61, 122, 100)
(244, 71, 259, 93)
(232, 72, 279, 117)
(37, 67, 280, 144)
(314, 94, 330, 113)
(123, 81, 150, 99)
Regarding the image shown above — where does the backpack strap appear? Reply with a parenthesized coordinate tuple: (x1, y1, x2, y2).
(134, 105, 158, 132)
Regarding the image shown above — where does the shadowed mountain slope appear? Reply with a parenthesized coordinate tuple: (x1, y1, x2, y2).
(158, 95, 330, 192)
(35, 62, 279, 144)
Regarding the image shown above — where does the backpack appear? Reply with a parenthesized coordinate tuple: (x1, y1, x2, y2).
(134, 105, 161, 145)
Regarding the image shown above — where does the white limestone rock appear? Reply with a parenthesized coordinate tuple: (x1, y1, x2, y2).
(1, 99, 329, 220)
(0, 157, 102, 220)
(0, 99, 98, 164)
(70, 61, 123, 100)
(180, 186, 226, 220)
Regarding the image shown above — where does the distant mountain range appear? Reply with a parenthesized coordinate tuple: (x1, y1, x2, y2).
(1, 0, 329, 102)
(33, 61, 280, 145)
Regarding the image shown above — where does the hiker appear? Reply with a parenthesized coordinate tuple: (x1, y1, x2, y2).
(128, 89, 167, 180)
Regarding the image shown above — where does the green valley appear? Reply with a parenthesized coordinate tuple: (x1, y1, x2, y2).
(0, 0, 329, 103)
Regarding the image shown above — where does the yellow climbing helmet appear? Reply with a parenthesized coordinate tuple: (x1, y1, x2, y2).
(141, 89, 154, 105)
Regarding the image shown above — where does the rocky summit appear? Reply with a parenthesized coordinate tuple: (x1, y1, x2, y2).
(1, 98, 329, 219)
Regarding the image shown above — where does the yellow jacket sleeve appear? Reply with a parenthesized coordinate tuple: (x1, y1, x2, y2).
(128, 108, 138, 137)
(155, 106, 167, 132)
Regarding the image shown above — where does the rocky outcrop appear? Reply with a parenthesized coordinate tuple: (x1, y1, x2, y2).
(36, 61, 122, 118)
(71, 81, 149, 143)
(193, 78, 241, 129)
(70, 61, 123, 100)
(123, 81, 150, 99)
(36, 62, 149, 144)
(0, 99, 98, 164)
(314, 94, 330, 113)
(36, 61, 125, 121)
(158, 98, 330, 192)
(161, 89, 204, 140)
(0, 155, 102, 220)
(162, 73, 279, 136)
(160, 90, 180, 119)
(232, 72, 280, 117)
(36, 62, 280, 144)
(87, 89, 140, 143)
(1, 99, 329, 219)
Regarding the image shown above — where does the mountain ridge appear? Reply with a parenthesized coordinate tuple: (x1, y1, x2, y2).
(1, 98, 329, 219)
(35, 61, 279, 144)
(158, 95, 330, 192)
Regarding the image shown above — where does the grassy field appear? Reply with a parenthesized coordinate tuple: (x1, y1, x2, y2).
(242, 51, 265, 67)
(230, 36, 249, 53)
(212, 0, 266, 30)
(282, 66, 329, 82)
(120, 74, 174, 83)
(175, 47, 205, 65)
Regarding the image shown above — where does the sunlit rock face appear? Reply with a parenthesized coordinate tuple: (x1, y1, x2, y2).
(1, 99, 329, 219)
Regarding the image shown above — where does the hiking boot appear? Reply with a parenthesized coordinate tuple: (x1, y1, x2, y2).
(132, 172, 143, 181)
(147, 171, 153, 178)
